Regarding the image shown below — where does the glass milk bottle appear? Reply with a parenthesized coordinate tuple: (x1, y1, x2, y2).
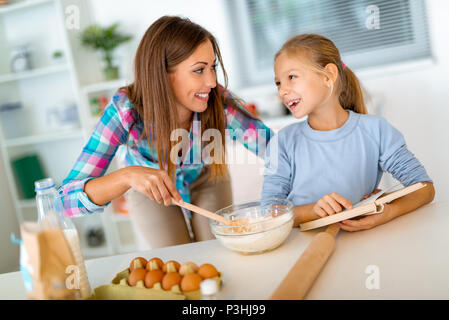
(35, 178, 91, 299)
(200, 279, 218, 300)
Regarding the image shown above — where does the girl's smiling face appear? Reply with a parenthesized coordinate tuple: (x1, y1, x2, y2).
(274, 51, 331, 119)
(169, 40, 217, 119)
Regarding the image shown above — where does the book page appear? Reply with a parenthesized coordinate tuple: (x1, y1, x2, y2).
(353, 180, 410, 209)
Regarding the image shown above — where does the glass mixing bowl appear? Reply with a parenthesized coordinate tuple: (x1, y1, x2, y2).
(210, 198, 294, 254)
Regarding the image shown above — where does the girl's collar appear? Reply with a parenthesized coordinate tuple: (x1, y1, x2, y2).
(302, 110, 360, 142)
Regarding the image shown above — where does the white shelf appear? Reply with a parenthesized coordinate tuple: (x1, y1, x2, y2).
(82, 79, 128, 95)
(0, 0, 137, 260)
(18, 199, 36, 208)
(0, 0, 53, 14)
(5, 128, 83, 147)
(82, 246, 111, 259)
(0, 64, 69, 84)
(117, 244, 137, 254)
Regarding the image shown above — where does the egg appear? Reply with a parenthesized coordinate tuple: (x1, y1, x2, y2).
(198, 263, 219, 279)
(179, 262, 199, 276)
(162, 260, 181, 273)
(129, 257, 147, 272)
(144, 269, 164, 288)
(162, 272, 182, 290)
(146, 257, 164, 271)
(128, 268, 147, 286)
(180, 273, 203, 292)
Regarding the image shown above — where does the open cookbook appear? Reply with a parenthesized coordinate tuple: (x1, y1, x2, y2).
(299, 181, 427, 231)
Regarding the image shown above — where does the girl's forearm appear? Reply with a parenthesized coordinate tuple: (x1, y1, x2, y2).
(293, 203, 321, 227)
(384, 182, 435, 221)
(291, 182, 435, 228)
(84, 167, 132, 206)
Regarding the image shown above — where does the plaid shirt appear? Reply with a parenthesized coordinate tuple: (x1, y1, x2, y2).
(59, 90, 274, 217)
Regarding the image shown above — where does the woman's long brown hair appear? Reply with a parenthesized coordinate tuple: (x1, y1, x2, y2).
(121, 16, 255, 182)
(275, 34, 367, 114)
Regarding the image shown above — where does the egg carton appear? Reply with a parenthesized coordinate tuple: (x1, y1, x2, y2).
(88, 265, 222, 300)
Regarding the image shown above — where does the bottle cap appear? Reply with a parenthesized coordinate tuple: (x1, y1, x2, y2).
(200, 279, 218, 296)
(35, 178, 55, 192)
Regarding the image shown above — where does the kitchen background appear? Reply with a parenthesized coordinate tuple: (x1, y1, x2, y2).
(0, 0, 448, 274)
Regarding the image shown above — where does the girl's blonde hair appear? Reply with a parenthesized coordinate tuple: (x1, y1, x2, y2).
(275, 33, 367, 114)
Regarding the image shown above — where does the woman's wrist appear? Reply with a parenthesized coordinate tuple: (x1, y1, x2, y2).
(119, 166, 134, 189)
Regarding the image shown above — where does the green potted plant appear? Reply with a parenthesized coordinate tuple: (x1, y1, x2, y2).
(52, 50, 64, 63)
(81, 23, 132, 80)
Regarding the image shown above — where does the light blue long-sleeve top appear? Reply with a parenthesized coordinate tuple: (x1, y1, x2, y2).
(261, 110, 432, 206)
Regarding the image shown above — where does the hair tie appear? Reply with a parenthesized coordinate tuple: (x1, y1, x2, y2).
(342, 62, 346, 70)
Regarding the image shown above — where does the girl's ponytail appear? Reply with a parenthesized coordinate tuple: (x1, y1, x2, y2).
(339, 65, 367, 114)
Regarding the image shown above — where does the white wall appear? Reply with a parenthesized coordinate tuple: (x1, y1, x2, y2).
(0, 147, 20, 273)
(357, 0, 449, 202)
(87, 0, 237, 87)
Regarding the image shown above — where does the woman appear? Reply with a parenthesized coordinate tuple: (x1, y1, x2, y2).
(59, 16, 274, 249)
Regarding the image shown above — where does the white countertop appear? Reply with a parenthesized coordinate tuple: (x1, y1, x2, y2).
(1, 201, 449, 300)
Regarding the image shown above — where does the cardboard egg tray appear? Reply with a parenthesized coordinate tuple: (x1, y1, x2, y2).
(88, 261, 222, 300)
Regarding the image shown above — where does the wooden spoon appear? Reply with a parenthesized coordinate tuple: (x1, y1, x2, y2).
(171, 199, 247, 226)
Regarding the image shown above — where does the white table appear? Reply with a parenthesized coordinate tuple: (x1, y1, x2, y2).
(1, 201, 449, 300)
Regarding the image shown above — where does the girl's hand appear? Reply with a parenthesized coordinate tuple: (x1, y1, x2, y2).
(339, 203, 392, 232)
(339, 188, 386, 232)
(313, 192, 353, 218)
(362, 188, 382, 200)
(126, 166, 183, 206)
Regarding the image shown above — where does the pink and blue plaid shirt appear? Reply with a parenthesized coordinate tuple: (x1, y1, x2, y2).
(58, 89, 274, 217)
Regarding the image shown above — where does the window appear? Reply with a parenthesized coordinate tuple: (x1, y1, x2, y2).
(227, 0, 432, 86)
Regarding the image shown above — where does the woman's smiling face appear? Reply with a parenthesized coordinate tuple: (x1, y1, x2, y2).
(169, 40, 217, 118)
(274, 51, 330, 119)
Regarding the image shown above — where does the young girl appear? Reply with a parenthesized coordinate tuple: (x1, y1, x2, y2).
(262, 34, 435, 232)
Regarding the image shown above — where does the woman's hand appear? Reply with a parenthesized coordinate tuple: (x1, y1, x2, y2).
(126, 166, 183, 206)
(313, 192, 353, 217)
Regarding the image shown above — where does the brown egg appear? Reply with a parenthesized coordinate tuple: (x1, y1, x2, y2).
(144, 269, 164, 288)
(180, 273, 203, 292)
(179, 262, 199, 276)
(162, 272, 182, 290)
(146, 257, 164, 271)
(162, 260, 181, 273)
(129, 257, 147, 272)
(128, 268, 147, 286)
(198, 263, 219, 279)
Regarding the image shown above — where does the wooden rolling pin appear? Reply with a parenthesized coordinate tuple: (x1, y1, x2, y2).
(270, 224, 340, 300)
